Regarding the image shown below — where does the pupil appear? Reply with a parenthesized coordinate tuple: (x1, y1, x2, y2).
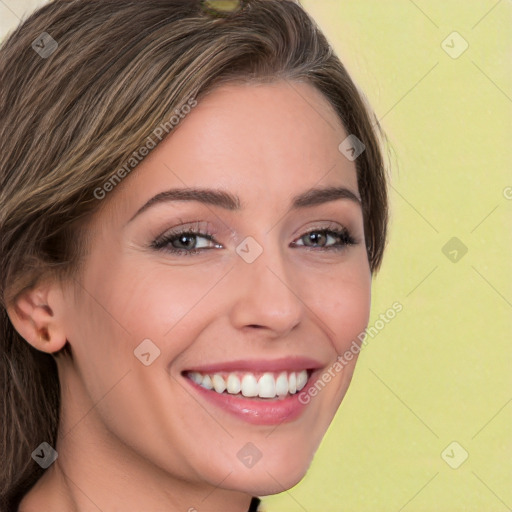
(177, 234, 195, 249)
(308, 232, 326, 246)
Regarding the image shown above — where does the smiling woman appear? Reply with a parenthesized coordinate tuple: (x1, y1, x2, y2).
(0, 1, 388, 511)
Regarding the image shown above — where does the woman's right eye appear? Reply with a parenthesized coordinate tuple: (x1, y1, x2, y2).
(151, 230, 223, 256)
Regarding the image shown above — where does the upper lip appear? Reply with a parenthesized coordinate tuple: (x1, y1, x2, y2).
(183, 357, 324, 374)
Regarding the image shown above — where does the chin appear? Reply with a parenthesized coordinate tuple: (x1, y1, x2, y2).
(209, 442, 316, 497)
(225, 464, 309, 497)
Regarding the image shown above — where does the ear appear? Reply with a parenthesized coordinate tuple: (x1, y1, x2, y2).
(6, 283, 68, 354)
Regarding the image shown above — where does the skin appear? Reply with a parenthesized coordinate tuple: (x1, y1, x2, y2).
(10, 80, 372, 512)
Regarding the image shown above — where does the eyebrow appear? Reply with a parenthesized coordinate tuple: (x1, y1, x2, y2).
(127, 185, 361, 223)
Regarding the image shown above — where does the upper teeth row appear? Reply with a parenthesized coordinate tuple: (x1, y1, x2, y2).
(188, 370, 309, 399)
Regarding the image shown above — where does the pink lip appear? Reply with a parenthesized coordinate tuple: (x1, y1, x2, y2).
(183, 356, 324, 374)
(182, 366, 323, 426)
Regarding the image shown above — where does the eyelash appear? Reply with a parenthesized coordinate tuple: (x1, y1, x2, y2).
(151, 222, 358, 256)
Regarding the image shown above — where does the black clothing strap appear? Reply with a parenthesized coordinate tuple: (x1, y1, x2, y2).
(248, 496, 261, 512)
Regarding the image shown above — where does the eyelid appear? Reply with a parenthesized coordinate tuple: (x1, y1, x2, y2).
(151, 220, 218, 245)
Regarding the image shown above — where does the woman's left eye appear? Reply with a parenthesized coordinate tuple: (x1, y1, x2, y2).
(293, 227, 357, 251)
(151, 226, 357, 256)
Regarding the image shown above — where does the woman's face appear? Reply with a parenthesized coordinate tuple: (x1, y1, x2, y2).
(60, 81, 371, 497)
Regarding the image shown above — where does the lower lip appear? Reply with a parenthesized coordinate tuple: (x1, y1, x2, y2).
(183, 371, 318, 426)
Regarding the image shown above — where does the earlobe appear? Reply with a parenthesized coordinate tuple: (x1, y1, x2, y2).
(6, 286, 68, 354)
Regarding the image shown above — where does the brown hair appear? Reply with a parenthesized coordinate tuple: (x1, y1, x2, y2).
(0, 0, 388, 508)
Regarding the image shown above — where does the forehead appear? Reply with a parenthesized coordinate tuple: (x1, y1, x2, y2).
(103, 80, 358, 219)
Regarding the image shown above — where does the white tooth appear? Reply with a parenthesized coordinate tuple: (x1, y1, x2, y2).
(212, 374, 226, 393)
(189, 372, 203, 384)
(201, 374, 213, 390)
(288, 372, 297, 394)
(240, 374, 258, 397)
(275, 372, 289, 397)
(258, 372, 276, 398)
(296, 370, 308, 391)
(226, 374, 241, 394)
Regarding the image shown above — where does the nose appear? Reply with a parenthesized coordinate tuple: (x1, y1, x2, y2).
(228, 243, 304, 338)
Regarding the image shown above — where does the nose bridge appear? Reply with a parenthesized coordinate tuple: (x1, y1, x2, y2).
(229, 235, 304, 334)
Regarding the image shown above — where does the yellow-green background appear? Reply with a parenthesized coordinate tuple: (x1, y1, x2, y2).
(1, 1, 510, 511)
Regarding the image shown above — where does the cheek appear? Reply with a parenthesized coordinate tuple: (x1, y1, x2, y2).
(113, 264, 228, 341)
(79, 250, 213, 337)
(327, 285, 371, 352)
(304, 262, 371, 352)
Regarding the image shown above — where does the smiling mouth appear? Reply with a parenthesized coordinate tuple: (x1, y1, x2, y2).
(183, 369, 312, 400)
